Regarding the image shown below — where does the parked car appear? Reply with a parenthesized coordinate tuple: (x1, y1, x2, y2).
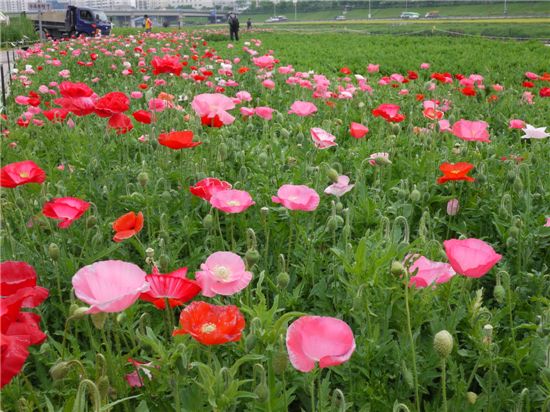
(425, 11, 440, 18)
(400, 12, 420, 19)
(335, 15, 347, 21)
(265, 16, 288, 23)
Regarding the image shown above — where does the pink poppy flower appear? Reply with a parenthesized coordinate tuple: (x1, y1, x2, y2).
(324, 175, 354, 197)
(521, 124, 549, 139)
(125, 359, 154, 388)
(447, 199, 459, 216)
(240, 107, 255, 117)
(72, 260, 149, 313)
(288, 101, 317, 117)
(451, 119, 490, 142)
(524, 71, 539, 80)
(367, 64, 379, 73)
(310, 127, 337, 149)
(407, 256, 456, 288)
(545, 218, 550, 227)
(210, 189, 255, 214)
(368, 152, 391, 166)
(252, 55, 276, 70)
(443, 238, 502, 278)
(130, 91, 143, 99)
(148, 98, 168, 113)
(420, 63, 430, 70)
(195, 252, 253, 297)
(350, 122, 369, 139)
(255, 106, 274, 120)
(438, 119, 452, 132)
(272, 184, 320, 211)
(42, 197, 90, 228)
(190, 178, 232, 201)
(509, 119, 526, 129)
(262, 79, 275, 90)
(191, 93, 236, 126)
(286, 316, 355, 372)
(235, 91, 252, 102)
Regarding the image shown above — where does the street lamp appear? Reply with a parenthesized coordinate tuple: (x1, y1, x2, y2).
(368, 0, 371, 19)
(504, 0, 508, 16)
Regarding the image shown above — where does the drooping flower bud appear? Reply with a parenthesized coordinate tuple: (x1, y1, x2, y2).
(49, 361, 72, 380)
(327, 167, 339, 183)
(276, 271, 290, 289)
(409, 187, 421, 203)
(137, 172, 149, 187)
(48, 243, 60, 260)
(433, 330, 453, 358)
(482, 324, 493, 346)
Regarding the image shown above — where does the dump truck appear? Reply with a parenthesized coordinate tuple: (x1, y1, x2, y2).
(29, 6, 112, 39)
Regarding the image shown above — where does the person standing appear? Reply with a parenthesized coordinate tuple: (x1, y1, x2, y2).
(144, 15, 152, 33)
(228, 13, 239, 41)
(247, 18, 252, 30)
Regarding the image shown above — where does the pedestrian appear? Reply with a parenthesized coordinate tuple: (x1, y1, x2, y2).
(144, 15, 152, 33)
(247, 18, 252, 30)
(228, 13, 239, 41)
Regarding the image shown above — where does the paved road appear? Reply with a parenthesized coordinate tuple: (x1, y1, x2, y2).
(1, 49, 16, 112)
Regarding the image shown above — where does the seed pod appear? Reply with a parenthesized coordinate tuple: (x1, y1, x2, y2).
(137, 172, 149, 187)
(433, 330, 453, 358)
(409, 188, 421, 203)
(245, 249, 260, 267)
(327, 167, 339, 183)
(391, 261, 405, 276)
(466, 392, 478, 404)
(280, 128, 290, 138)
(48, 243, 60, 260)
(493, 284, 505, 304)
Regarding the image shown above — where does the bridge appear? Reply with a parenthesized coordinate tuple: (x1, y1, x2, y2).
(25, 9, 214, 28)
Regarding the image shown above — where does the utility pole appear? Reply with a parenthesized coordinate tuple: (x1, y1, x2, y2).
(368, 0, 371, 19)
(38, 0, 44, 42)
(504, 0, 508, 16)
(293, 0, 297, 21)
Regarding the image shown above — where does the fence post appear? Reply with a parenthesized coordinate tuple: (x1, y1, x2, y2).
(1, 65, 7, 114)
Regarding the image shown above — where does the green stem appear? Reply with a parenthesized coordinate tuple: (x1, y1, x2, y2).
(404, 275, 421, 412)
(310, 372, 316, 412)
(441, 359, 447, 412)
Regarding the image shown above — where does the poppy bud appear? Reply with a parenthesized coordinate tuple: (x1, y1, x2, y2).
(245, 249, 260, 267)
(116, 312, 127, 323)
(161, 191, 171, 202)
(16, 196, 26, 209)
(159, 254, 170, 272)
(239, 165, 248, 181)
(391, 261, 405, 276)
(91, 231, 103, 247)
(271, 349, 288, 375)
(276, 271, 290, 289)
(334, 118, 343, 126)
(402, 362, 414, 389)
(476, 173, 487, 184)
(276, 112, 285, 123)
(466, 392, 478, 405)
(286, 156, 297, 166)
(391, 123, 401, 134)
(327, 167, 339, 183)
(397, 188, 409, 200)
(203, 213, 214, 229)
(138, 172, 149, 187)
(409, 188, 421, 203)
(85, 215, 97, 228)
(296, 131, 305, 143)
(326, 215, 344, 232)
(48, 243, 60, 260)
(507, 170, 516, 183)
(69, 305, 89, 320)
(49, 361, 72, 380)
(260, 207, 269, 216)
(280, 128, 290, 138)
(335, 202, 343, 213)
(218, 143, 228, 161)
(493, 284, 505, 305)
(513, 176, 523, 192)
(375, 156, 392, 166)
(255, 381, 269, 402)
(145, 248, 155, 259)
(97, 376, 110, 401)
(245, 332, 256, 352)
(513, 216, 523, 228)
(258, 152, 268, 166)
(452, 143, 462, 155)
(506, 236, 516, 249)
(91, 312, 108, 329)
(433, 330, 453, 358)
(509, 226, 520, 239)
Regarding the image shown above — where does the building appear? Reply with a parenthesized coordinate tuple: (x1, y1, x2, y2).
(0, 0, 29, 13)
(171, 0, 237, 10)
(68, 0, 137, 9)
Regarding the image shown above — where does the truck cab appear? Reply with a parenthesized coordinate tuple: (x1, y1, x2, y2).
(67, 6, 111, 36)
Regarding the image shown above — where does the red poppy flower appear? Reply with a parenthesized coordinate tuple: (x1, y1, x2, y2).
(43, 109, 69, 123)
(42, 197, 90, 228)
(189, 178, 232, 201)
(422, 107, 443, 120)
(151, 55, 183, 76)
(158, 131, 201, 150)
(140, 267, 201, 309)
(349, 122, 369, 139)
(407, 70, 418, 80)
(437, 162, 475, 184)
(200, 115, 224, 128)
(17, 117, 30, 128)
(1, 334, 31, 389)
(138, 83, 148, 90)
(133, 110, 153, 124)
(461, 87, 476, 96)
(173, 301, 245, 345)
(112, 211, 144, 242)
(90, 53, 98, 61)
(0, 160, 46, 188)
(340, 67, 351, 75)
(522, 81, 534, 88)
(238, 67, 249, 74)
(0, 261, 37, 296)
(94, 92, 130, 118)
(108, 113, 133, 135)
(54, 81, 96, 116)
(372, 104, 405, 123)
(416, 94, 425, 101)
(540, 87, 550, 97)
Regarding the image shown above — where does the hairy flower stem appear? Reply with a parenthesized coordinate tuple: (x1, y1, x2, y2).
(441, 359, 448, 412)
(404, 275, 421, 411)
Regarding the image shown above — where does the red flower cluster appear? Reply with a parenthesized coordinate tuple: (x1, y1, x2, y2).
(372, 103, 405, 123)
(1, 261, 49, 388)
(0, 160, 46, 188)
(151, 55, 183, 76)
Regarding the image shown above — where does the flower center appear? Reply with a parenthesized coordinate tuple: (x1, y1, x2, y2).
(450, 170, 460, 174)
(213, 265, 231, 281)
(201, 323, 217, 334)
(19, 172, 30, 178)
(227, 200, 241, 206)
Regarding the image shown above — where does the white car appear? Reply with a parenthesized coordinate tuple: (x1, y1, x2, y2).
(335, 15, 347, 21)
(265, 16, 288, 23)
(400, 12, 420, 19)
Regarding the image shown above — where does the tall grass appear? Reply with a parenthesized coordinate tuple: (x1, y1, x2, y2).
(0, 15, 38, 46)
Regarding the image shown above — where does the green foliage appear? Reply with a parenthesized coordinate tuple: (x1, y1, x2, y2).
(0, 15, 38, 45)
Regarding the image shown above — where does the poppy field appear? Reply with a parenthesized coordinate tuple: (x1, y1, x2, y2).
(1, 29, 549, 411)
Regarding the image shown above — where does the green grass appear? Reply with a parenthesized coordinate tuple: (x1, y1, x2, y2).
(0, 16, 38, 46)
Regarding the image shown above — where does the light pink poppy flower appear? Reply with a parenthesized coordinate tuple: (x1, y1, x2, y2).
(262, 79, 275, 90)
(240, 107, 255, 117)
(407, 256, 456, 288)
(252, 55, 276, 69)
(509, 119, 525, 129)
(148, 98, 168, 113)
(438, 119, 452, 132)
(195, 252, 253, 297)
(367, 64, 379, 73)
(350, 122, 369, 139)
(544, 217, 550, 227)
(447, 199, 459, 216)
(72, 260, 149, 313)
(191, 93, 236, 126)
(451, 119, 490, 142)
(420, 63, 430, 70)
(288, 101, 317, 117)
(272, 184, 320, 211)
(444, 238, 502, 278)
(210, 189, 255, 214)
(310, 127, 337, 149)
(286, 316, 355, 372)
(130, 91, 143, 99)
(324, 175, 354, 197)
(236, 91, 252, 102)
(524, 71, 539, 80)
(521, 124, 549, 139)
(368, 152, 391, 166)
(255, 106, 274, 120)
